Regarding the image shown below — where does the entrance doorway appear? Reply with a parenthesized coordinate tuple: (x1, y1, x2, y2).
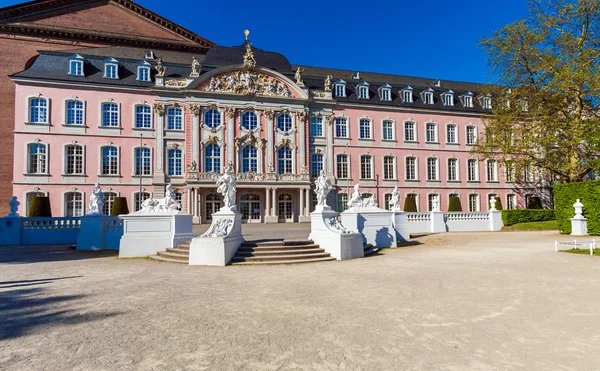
(205, 193, 222, 221)
(240, 193, 261, 223)
(278, 193, 293, 222)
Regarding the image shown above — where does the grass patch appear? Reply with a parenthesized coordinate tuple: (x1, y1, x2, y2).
(562, 248, 600, 256)
(503, 220, 559, 231)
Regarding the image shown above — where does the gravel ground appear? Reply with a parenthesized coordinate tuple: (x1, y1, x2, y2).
(1, 229, 599, 371)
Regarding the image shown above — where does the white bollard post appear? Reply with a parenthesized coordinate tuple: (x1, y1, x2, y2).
(590, 242, 593, 256)
(570, 199, 588, 236)
(554, 240, 558, 252)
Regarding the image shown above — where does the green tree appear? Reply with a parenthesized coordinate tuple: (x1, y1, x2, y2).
(475, 0, 600, 183)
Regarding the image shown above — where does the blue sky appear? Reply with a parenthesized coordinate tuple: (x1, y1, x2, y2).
(1, 0, 529, 83)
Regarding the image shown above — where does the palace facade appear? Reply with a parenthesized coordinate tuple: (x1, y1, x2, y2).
(11, 33, 527, 223)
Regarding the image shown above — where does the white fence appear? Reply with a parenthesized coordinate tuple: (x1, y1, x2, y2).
(405, 212, 432, 233)
(554, 239, 597, 255)
(403, 210, 502, 233)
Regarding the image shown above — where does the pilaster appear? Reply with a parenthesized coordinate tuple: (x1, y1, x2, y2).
(190, 104, 201, 170)
(296, 110, 307, 172)
(225, 107, 236, 167)
(266, 109, 275, 169)
(324, 113, 334, 177)
(153, 103, 166, 196)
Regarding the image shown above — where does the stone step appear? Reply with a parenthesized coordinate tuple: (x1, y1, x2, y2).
(235, 248, 326, 257)
(166, 248, 190, 255)
(241, 240, 313, 247)
(237, 244, 321, 252)
(176, 244, 190, 250)
(157, 251, 190, 261)
(148, 255, 188, 264)
(231, 256, 337, 265)
(231, 252, 333, 262)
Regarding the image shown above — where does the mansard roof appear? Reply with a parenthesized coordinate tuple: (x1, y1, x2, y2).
(0, 0, 216, 52)
(202, 42, 293, 73)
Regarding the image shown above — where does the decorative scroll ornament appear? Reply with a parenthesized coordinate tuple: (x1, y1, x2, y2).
(188, 161, 198, 172)
(280, 138, 291, 147)
(267, 163, 275, 173)
(323, 114, 334, 126)
(295, 109, 308, 121)
(200, 218, 234, 238)
(138, 184, 181, 213)
(325, 217, 353, 234)
(189, 104, 201, 115)
(204, 71, 291, 97)
(165, 80, 187, 87)
(207, 135, 219, 144)
(300, 165, 309, 174)
(314, 170, 333, 208)
(153, 103, 166, 116)
(190, 56, 200, 77)
(264, 109, 275, 120)
(87, 183, 104, 215)
(224, 107, 236, 118)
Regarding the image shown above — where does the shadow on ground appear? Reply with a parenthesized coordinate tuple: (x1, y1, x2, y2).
(0, 277, 121, 340)
(0, 245, 118, 264)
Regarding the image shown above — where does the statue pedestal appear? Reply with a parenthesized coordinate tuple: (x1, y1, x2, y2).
(571, 217, 588, 236)
(119, 211, 193, 258)
(308, 207, 363, 260)
(189, 209, 244, 266)
(76, 214, 122, 251)
(341, 206, 397, 248)
(392, 211, 410, 242)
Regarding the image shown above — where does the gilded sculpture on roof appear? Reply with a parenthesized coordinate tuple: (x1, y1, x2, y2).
(204, 71, 291, 97)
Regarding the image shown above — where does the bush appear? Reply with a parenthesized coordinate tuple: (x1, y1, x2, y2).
(489, 196, 503, 211)
(28, 196, 52, 217)
(553, 180, 600, 235)
(403, 197, 417, 212)
(527, 196, 543, 209)
(111, 197, 129, 216)
(501, 209, 555, 226)
(448, 196, 462, 212)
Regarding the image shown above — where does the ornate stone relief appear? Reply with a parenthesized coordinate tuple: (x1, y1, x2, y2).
(153, 103, 166, 115)
(189, 104, 201, 115)
(203, 71, 291, 97)
(200, 218, 234, 238)
(325, 217, 354, 234)
(236, 132, 265, 149)
(224, 107, 236, 118)
(264, 109, 275, 120)
(165, 80, 187, 87)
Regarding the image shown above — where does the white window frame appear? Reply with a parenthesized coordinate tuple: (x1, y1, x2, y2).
(426, 157, 439, 181)
(360, 155, 373, 179)
(402, 87, 413, 103)
(63, 190, 85, 217)
(137, 62, 151, 82)
(69, 58, 84, 76)
(467, 159, 479, 182)
(25, 141, 49, 175)
(468, 193, 480, 212)
(382, 120, 395, 141)
(507, 194, 517, 210)
(133, 103, 153, 129)
(133, 191, 152, 212)
(379, 85, 392, 101)
(133, 146, 153, 176)
(202, 107, 223, 129)
(462, 92, 474, 108)
(335, 80, 346, 97)
(425, 122, 438, 143)
(63, 143, 85, 175)
(275, 113, 294, 133)
(167, 148, 183, 176)
(334, 117, 348, 138)
(442, 91, 454, 106)
(310, 116, 324, 137)
(382, 156, 396, 180)
(99, 145, 120, 176)
(422, 88, 434, 105)
(486, 160, 498, 182)
(64, 98, 86, 126)
(466, 125, 477, 145)
(480, 95, 492, 109)
(104, 60, 119, 79)
(358, 85, 369, 99)
(447, 157, 459, 181)
(336, 153, 349, 179)
(100, 101, 121, 128)
(446, 123, 458, 144)
(166, 107, 184, 131)
(405, 156, 418, 181)
(404, 121, 417, 142)
(27, 96, 50, 124)
(24, 190, 48, 216)
(359, 118, 373, 139)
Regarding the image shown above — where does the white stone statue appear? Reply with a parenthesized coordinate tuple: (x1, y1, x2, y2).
(573, 199, 584, 219)
(216, 162, 237, 211)
(295, 67, 304, 85)
(389, 186, 401, 211)
(324, 75, 332, 91)
(267, 162, 275, 173)
(156, 58, 166, 77)
(431, 195, 440, 212)
(190, 56, 200, 77)
(314, 170, 332, 208)
(200, 218, 234, 238)
(139, 184, 180, 213)
(490, 196, 497, 211)
(347, 184, 362, 209)
(87, 183, 104, 214)
(325, 217, 353, 234)
(188, 161, 198, 172)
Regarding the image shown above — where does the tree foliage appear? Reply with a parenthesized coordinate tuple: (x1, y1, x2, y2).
(475, 0, 600, 183)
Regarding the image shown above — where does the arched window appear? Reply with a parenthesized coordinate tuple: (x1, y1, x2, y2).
(205, 144, 221, 173)
(204, 109, 221, 128)
(277, 146, 293, 174)
(241, 111, 258, 130)
(383, 156, 395, 180)
(28, 143, 47, 174)
(277, 114, 292, 132)
(25, 191, 46, 216)
(102, 192, 117, 215)
(101, 146, 119, 175)
(405, 157, 417, 180)
(241, 145, 257, 172)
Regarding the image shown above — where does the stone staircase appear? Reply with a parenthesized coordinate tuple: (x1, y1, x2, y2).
(148, 240, 337, 265)
(230, 240, 336, 265)
(148, 241, 190, 264)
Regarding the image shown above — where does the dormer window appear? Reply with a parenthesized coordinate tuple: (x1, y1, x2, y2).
(137, 61, 151, 82)
(335, 80, 346, 97)
(442, 90, 454, 106)
(422, 88, 434, 105)
(379, 84, 392, 101)
(69, 54, 84, 76)
(401, 86, 413, 103)
(104, 58, 119, 79)
(461, 92, 474, 108)
(144, 50, 155, 60)
(357, 82, 370, 99)
(480, 94, 492, 109)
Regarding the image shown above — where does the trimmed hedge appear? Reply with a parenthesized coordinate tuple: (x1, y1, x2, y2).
(501, 209, 555, 226)
(489, 196, 503, 211)
(553, 180, 600, 235)
(448, 196, 462, 212)
(111, 197, 130, 216)
(403, 197, 417, 212)
(29, 196, 52, 217)
(527, 196, 543, 209)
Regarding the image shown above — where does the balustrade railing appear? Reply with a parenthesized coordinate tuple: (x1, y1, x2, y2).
(22, 217, 81, 230)
(405, 212, 431, 222)
(187, 171, 310, 182)
(445, 212, 489, 221)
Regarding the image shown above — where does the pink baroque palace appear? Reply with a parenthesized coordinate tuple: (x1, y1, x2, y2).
(11, 32, 527, 224)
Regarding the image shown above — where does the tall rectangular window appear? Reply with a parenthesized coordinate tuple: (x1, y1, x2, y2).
(135, 147, 151, 176)
(335, 84, 345, 97)
(102, 192, 117, 215)
(65, 145, 83, 175)
(358, 86, 369, 99)
(468, 194, 479, 212)
(405, 157, 416, 180)
(359, 119, 372, 139)
(404, 122, 416, 141)
(383, 120, 394, 140)
(360, 155, 373, 179)
(101, 146, 119, 175)
(65, 192, 83, 217)
(310, 117, 323, 137)
(487, 160, 498, 182)
(29, 98, 48, 123)
(426, 123, 437, 142)
(66, 101, 84, 125)
(102, 103, 119, 127)
(28, 143, 47, 174)
(137, 66, 150, 82)
(381, 89, 390, 101)
(443, 94, 453, 106)
(447, 158, 458, 181)
(466, 126, 476, 145)
(505, 161, 515, 182)
(337, 193, 349, 212)
(467, 159, 478, 181)
(167, 149, 182, 176)
(428, 194, 438, 211)
(135, 105, 152, 128)
(335, 118, 347, 138)
(383, 156, 395, 180)
(135, 192, 151, 212)
(204, 144, 221, 173)
(507, 194, 517, 210)
(241, 146, 257, 173)
(424, 93, 433, 104)
(69, 60, 83, 76)
(336, 154, 348, 179)
(166, 108, 183, 130)
(104, 63, 118, 79)
(402, 90, 413, 103)
(446, 125, 457, 143)
(427, 158, 438, 181)
(310, 154, 323, 177)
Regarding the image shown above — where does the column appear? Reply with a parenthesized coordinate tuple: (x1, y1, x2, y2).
(299, 188, 304, 217)
(190, 104, 201, 167)
(296, 110, 307, 171)
(193, 188, 200, 224)
(225, 107, 236, 166)
(187, 187, 192, 214)
(324, 114, 334, 177)
(153, 103, 166, 196)
(265, 187, 277, 223)
(266, 188, 271, 217)
(266, 110, 274, 170)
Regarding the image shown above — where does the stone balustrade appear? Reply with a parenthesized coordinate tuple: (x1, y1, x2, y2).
(187, 171, 310, 183)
